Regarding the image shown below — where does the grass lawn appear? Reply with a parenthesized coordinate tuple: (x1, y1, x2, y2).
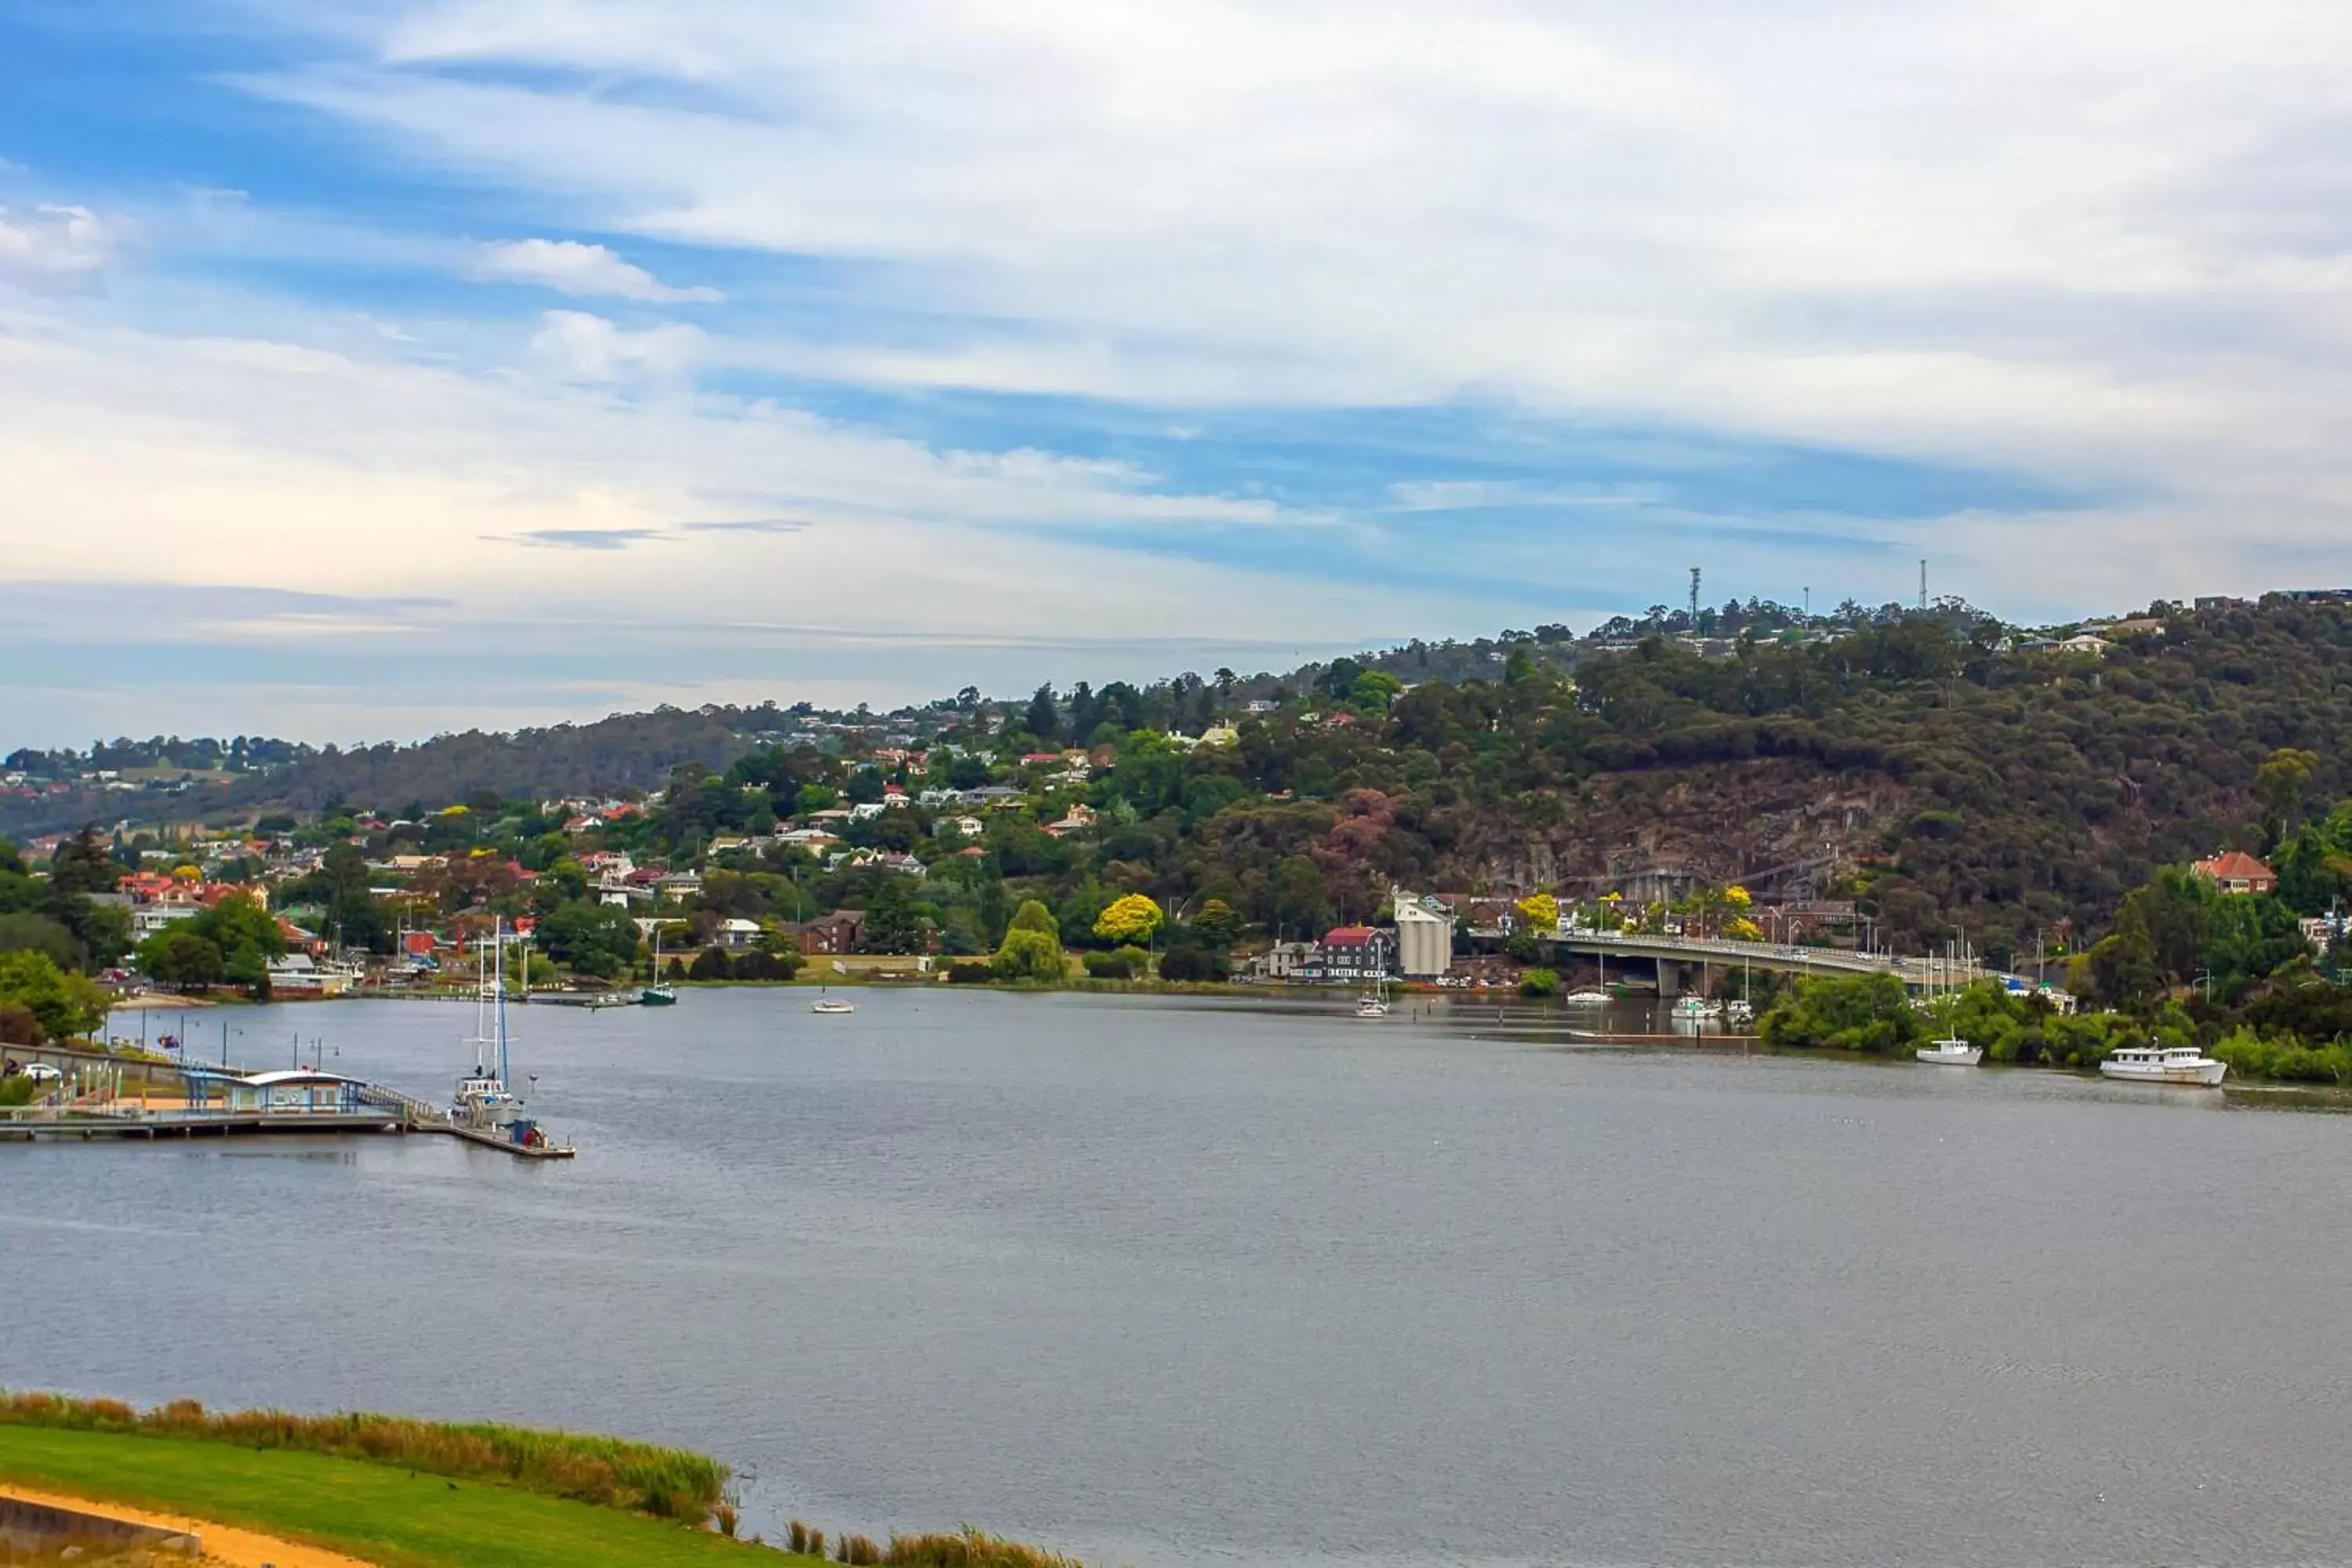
(0, 1426, 820, 1568)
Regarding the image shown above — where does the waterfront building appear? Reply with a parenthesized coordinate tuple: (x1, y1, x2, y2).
(1391, 891, 1457, 979)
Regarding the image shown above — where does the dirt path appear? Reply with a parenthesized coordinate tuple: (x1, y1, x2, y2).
(0, 1482, 378, 1566)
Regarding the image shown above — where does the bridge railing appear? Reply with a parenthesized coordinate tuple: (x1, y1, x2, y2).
(1547, 929, 2009, 982)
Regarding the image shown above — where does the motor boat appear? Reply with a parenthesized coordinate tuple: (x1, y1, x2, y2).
(1356, 994, 1392, 1018)
(1559, 989, 1610, 1006)
(1915, 1036, 1983, 1066)
(2100, 1044, 2226, 1086)
(1725, 999, 1755, 1025)
(1671, 996, 1722, 1021)
(811, 994, 856, 1015)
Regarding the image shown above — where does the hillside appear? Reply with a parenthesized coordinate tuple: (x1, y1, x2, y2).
(14, 597, 2351, 967)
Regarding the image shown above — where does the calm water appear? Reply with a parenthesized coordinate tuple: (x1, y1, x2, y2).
(9, 990, 2352, 1566)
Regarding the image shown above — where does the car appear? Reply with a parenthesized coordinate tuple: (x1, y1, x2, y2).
(16, 1062, 62, 1084)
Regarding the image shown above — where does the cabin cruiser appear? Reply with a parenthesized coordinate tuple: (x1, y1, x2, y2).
(811, 994, 856, 1014)
(1671, 996, 1722, 1021)
(1915, 1036, 1984, 1066)
(1355, 994, 1392, 1018)
(1559, 989, 1610, 1006)
(2100, 1044, 2227, 1086)
(1725, 999, 1755, 1025)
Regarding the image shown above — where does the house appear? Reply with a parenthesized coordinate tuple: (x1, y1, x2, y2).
(1199, 724, 1240, 748)
(1044, 803, 1098, 837)
(1312, 926, 1397, 982)
(938, 815, 987, 839)
(2192, 851, 2278, 895)
(1252, 940, 1316, 982)
(656, 872, 705, 902)
(2056, 633, 2112, 656)
(849, 801, 888, 822)
(781, 910, 864, 956)
(716, 917, 766, 952)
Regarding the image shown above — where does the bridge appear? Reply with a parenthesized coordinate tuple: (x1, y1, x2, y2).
(1538, 929, 2045, 998)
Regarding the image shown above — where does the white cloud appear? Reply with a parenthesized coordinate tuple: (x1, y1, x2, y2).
(218, 0, 2352, 586)
(471, 238, 720, 302)
(0, 204, 130, 292)
(528, 309, 706, 383)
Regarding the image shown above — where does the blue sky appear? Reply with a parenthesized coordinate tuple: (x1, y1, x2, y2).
(3, 1, 2347, 745)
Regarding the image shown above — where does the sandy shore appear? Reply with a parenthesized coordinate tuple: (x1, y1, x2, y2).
(0, 1482, 376, 1566)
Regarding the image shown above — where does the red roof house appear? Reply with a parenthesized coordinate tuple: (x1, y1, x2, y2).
(2192, 851, 2278, 895)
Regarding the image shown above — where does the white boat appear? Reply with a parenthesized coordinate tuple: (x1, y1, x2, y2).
(811, 995, 856, 1015)
(2100, 1044, 2226, 1086)
(1915, 1036, 1983, 1066)
(453, 920, 522, 1127)
(1559, 989, 1610, 1006)
(1671, 996, 1722, 1021)
(1725, 999, 1755, 1025)
(1355, 995, 1392, 1018)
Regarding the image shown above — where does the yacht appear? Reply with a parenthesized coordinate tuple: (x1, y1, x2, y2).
(2100, 1044, 2227, 1086)
(1355, 994, 1392, 1018)
(811, 994, 856, 1015)
(1915, 1036, 1984, 1066)
(1725, 999, 1755, 1025)
(1560, 989, 1610, 1006)
(452, 921, 522, 1127)
(1671, 996, 1722, 1022)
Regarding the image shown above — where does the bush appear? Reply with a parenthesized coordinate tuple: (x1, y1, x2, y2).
(990, 927, 1065, 982)
(946, 961, 993, 984)
(1082, 950, 1134, 980)
(1519, 967, 1559, 997)
(1157, 946, 1226, 983)
(688, 947, 732, 981)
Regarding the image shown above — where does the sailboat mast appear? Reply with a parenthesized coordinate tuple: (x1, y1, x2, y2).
(494, 917, 510, 1086)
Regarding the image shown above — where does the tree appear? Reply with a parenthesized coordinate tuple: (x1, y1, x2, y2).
(1093, 893, 1165, 946)
(1757, 973, 1924, 1054)
(46, 828, 121, 896)
(0, 913, 83, 970)
(537, 901, 641, 978)
(2257, 746, 2321, 834)
(1022, 685, 1061, 744)
(1158, 944, 1225, 982)
(143, 930, 225, 991)
(1514, 893, 1560, 933)
(0, 950, 108, 1040)
(1008, 898, 1061, 939)
(1192, 898, 1246, 948)
(1519, 967, 1560, 997)
(991, 927, 1065, 982)
(1269, 855, 1329, 935)
(862, 876, 926, 955)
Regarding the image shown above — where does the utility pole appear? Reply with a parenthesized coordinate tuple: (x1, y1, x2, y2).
(1690, 567, 1702, 626)
(1919, 559, 1928, 612)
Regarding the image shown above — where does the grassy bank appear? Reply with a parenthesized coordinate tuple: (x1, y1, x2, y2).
(0, 1392, 725, 1522)
(0, 1426, 808, 1568)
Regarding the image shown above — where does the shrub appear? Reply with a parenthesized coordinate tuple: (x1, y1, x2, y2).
(1157, 946, 1225, 983)
(946, 961, 993, 984)
(1082, 950, 1134, 980)
(688, 948, 733, 982)
(1519, 967, 1559, 998)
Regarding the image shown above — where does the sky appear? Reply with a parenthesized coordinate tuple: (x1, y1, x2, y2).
(4, 1, 2350, 746)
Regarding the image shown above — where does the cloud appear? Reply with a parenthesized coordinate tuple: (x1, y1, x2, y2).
(470, 238, 720, 302)
(0, 204, 130, 292)
(528, 309, 704, 383)
(679, 518, 811, 535)
(217, 0, 2352, 586)
(505, 527, 674, 550)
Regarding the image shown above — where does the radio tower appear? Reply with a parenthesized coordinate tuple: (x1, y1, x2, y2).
(1919, 559, 1928, 612)
(1689, 566, 1702, 626)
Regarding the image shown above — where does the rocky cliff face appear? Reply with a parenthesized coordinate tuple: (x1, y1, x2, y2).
(1439, 758, 1907, 900)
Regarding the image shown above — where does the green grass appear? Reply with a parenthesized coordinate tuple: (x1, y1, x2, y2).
(0, 1426, 821, 1568)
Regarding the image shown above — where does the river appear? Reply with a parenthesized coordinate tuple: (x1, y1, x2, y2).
(7, 989, 2351, 1566)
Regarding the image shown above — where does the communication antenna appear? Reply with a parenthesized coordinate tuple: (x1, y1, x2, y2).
(1689, 566, 1701, 624)
(1919, 559, 1928, 612)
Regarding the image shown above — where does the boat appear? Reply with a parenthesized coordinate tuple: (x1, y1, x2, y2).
(1671, 996, 1722, 1021)
(1559, 989, 1610, 1006)
(811, 993, 856, 1015)
(1725, 998, 1755, 1025)
(2100, 1044, 2227, 1086)
(453, 920, 523, 1127)
(641, 928, 677, 1006)
(1355, 994, 1392, 1018)
(1915, 1036, 1983, 1066)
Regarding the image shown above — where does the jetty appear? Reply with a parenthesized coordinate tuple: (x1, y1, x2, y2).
(0, 1054, 575, 1160)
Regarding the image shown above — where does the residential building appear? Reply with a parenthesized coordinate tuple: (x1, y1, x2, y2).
(782, 910, 865, 955)
(1313, 926, 1397, 982)
(1252, 940, 1316, 981)
(715, 917, 766, 952)
(2192, 851, 2278, 895)
(1044, 803, 1098, 837)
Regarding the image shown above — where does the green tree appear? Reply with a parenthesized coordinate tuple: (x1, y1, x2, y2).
(0, 950, 108, 1040)
(46, 827, 122, 896)
(0, 913, 84, 970)
(1008, 898, 1061, 939)
(1519, 966, 1560, 997)
(537, 901, 641, 978)
(991, 927, 1065, 982)
(1093, 893, 1165, 946)
(862, 876, 925, 955)
(1192, 898, 1246, 948)
(143, 930, 225, 991)
(1757, 972, 1925, 1054)
(1022, 684, 1061, 744)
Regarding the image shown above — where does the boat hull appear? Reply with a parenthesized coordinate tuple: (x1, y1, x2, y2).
(2100, 1061, 2227, 1086)
(1915, 1047, 1984, 1066)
